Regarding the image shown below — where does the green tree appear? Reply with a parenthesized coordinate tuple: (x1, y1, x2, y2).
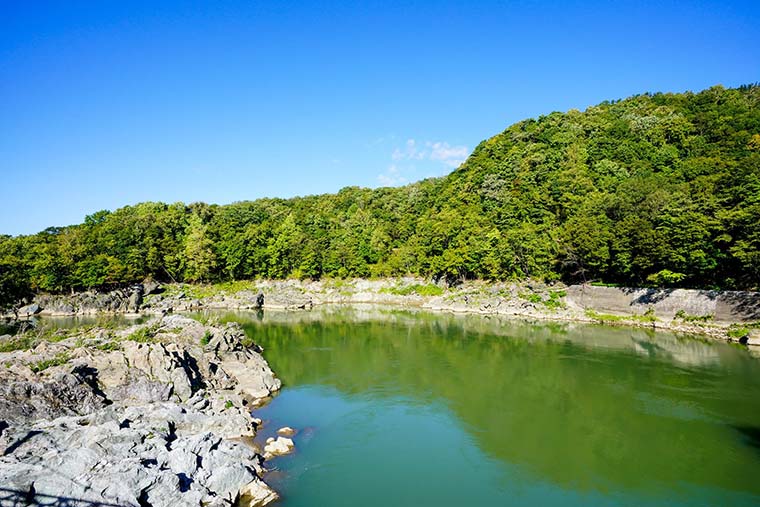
(182, 214, 217, 282)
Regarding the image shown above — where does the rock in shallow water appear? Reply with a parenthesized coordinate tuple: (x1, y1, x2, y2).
(277, 426, 296, 436)
(264, 436, 295, 459)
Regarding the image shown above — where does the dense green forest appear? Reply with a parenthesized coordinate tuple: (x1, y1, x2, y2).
(1, 84, 759, 307)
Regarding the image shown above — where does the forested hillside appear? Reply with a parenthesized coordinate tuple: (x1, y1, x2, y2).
(2, 84, 759, 305)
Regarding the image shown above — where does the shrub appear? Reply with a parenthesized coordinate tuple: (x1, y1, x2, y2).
(127, 325, 159, 343)
(30, 352, 70, 373)
(382, 283, 444, 297)
(674, 310, 713, 322)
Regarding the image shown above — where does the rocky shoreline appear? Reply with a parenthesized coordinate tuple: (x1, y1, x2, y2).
(0, 315, 284, 507)
(1, 278, 759, 505)
(9, 278, 760, 346)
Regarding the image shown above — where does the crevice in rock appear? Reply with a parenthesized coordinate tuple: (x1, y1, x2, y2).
(137, 488, 153, 507)
(165, 421, 177, 450)
(177, 473, 193, 493)
(180, 350, 206, 393)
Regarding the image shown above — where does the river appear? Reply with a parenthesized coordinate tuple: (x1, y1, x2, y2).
(210, 305, 760, 506)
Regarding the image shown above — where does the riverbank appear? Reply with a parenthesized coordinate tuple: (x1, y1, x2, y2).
(10, 278, 760, 346)
(2, 281, 759, 505)
(0, 315, 284, 506)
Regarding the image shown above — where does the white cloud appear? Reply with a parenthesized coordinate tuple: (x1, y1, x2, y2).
(389, 139, 468, 167)
(427, 141, 469, 167)
(377, 138, 468, 187)
(377, 164, 409, 187)
(392, 138, 427, 161)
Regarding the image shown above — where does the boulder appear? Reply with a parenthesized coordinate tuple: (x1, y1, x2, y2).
(17, 304, 40, 317)
(240, 479, 279, 506)
(277, 426, 295, 436)
(142, 277, 162, 296)
(127, 285, 144, 313)
(263, 436, 294, 458)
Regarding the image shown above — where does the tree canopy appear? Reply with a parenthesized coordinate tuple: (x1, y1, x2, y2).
(1, 84, 759, 295)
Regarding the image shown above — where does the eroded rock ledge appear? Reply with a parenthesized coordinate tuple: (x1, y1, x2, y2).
(0, 315, 282, 507)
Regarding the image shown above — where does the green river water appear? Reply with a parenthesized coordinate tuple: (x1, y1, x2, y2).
(216, 306, 760, 507)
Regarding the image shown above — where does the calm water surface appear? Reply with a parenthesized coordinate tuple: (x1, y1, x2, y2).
(219, 306, 760, 507)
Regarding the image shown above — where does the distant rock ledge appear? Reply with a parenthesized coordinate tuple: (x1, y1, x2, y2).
(8, 278, 759, 345)
(0, 315, 282, 507)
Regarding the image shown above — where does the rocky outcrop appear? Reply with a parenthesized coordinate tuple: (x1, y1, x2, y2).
(0, 316, 282, 506)
(0, 403, 276, 507)
(16, 303, 41, 317)
(0, 367, 110, 425)
(32, 283, 154, 316)
(35, 290, 132, 315)
(565, 285, 760, 322)
(128, 284, 144, 313)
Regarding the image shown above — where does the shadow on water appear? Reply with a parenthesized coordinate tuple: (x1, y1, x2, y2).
(0, 487, 132, 507)
(733, 425, 760, 453)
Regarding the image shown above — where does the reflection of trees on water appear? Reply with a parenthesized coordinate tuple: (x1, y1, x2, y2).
(230, 307, 760, 495)
(221, 305, 743, 367)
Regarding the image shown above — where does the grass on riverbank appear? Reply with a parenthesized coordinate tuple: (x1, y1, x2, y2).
(29, 352, 71, 373)
(585, 309, 658, 325)
(158, 280, 262, 300)
(519, 289, 567, 310)
(0, 318, 149, 353)
(380, 283, 444, 297)
(726, 322, 760, 340)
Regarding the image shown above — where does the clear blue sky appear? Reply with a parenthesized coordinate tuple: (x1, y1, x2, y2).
(1, 0, 758, 236)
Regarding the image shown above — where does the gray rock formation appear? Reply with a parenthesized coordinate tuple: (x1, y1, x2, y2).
(565, 285, 760, 322)
(128, 285, 144, 313)
(0, 403, 276, 507)
(0, 316, 282, 507)
(16, 303, 41, 317)
(0, 367, 109, 425)
(143, 277, 162, 296)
